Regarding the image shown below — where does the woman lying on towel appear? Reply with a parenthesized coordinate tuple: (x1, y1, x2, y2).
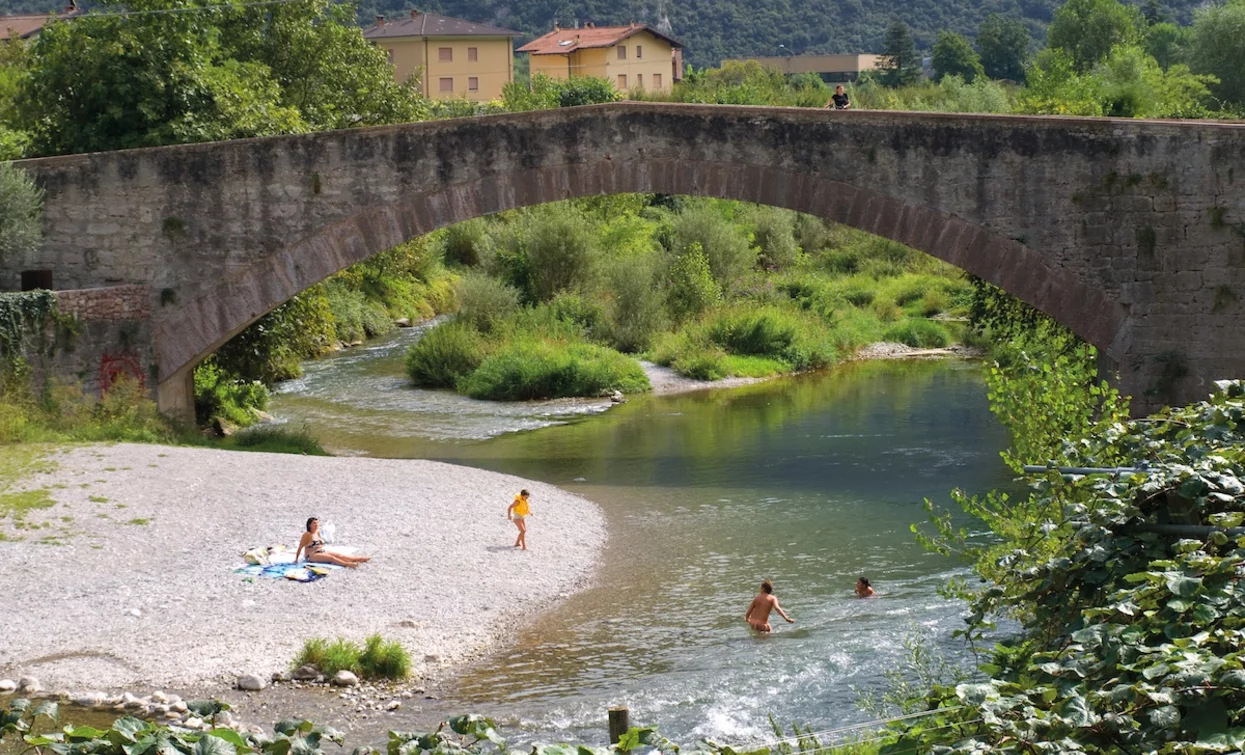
(295, 517, 371, 568)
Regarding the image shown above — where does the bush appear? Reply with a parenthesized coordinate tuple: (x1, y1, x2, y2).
(0, 163, 42, 265)
(405, 322, 488, 389)
(883, 319, 951, 348)
(666, 245, 723, 321)
(293, 635, 410, 680)
(669, 205, 756, 289)
(752, 209, 801, 270)
(604, 257, 666, 353)
(525, 205, 600, 301)
(193, 358, 269, 427)
(703, 306, 836, 371)
(224, 425, 328, 456)
(459, 339, 649, 400)
(325, 284, 393, 344)
(455, 271, 520, 333)
(441, 218, 489, 266)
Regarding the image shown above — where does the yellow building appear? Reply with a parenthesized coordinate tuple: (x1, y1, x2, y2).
(517, 23, 684, 95)
(363, 11, 521, 102)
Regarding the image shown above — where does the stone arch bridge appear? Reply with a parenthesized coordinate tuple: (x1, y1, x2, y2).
(5, 102, 1245, 417)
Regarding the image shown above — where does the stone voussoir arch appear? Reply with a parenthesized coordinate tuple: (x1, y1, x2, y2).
(157, 158, 1124, 397)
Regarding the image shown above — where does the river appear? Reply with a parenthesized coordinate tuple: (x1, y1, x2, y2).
(268, 325, 1013, 748)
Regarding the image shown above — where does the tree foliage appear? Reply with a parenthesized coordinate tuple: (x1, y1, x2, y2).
(1046, 0, 1145, 71)
(0, 163, 42, 265)
(932, 31, 984, 82)
(976, 13, 1031, 82)
(880, 18, 923, 87)
(1190, 0, 1245, 108)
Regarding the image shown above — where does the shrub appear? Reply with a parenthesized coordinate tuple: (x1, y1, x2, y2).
(455, 271, 520, 333)
(752, 209, 801, 270)
(666, 245, 723, 321)
(459, 339, 649, 400)
(193, 358, 269, 427)
(670, 205, 756, 289)
(703, 306, 836, 371)
(605, 256, 666, 353)
(405, 322, 488, 389)
(0, 163, 42, 265)
(326, 285, 393, 343)
(525, 206, 600, 301)
(441, 218, 489, 266)
(921, 289, 948, 317)
(792, 213, 831, 255)
(883, 319, 951, 348)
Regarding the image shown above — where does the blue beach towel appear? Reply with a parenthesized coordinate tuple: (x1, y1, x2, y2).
(233, 562, 342, 582)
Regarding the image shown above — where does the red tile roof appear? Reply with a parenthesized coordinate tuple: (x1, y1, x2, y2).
(0, 12, 75, 41)
(517, 24, 683, 55)
(363, 12, 521, 40)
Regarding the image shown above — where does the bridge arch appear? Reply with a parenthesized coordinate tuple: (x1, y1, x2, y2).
(14, 102, 1245, 415)
(154, 155, 1126, 407)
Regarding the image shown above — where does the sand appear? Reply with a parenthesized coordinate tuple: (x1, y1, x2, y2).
(0, 444, 604, 693)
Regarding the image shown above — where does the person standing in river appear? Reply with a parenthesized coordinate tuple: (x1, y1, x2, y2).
(745, 579, 794, 632)
(507, 489, 531, 550)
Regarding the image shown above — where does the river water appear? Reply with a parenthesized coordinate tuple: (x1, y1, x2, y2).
(269, 326, 1012, 748)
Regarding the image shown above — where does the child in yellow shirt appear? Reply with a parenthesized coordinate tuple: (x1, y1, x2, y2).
(506, 489, 531, 550)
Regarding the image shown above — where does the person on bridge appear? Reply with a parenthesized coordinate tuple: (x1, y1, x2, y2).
(745, 579, 794, 632)
(295, 517, 371, 568)
(507, 489, 532, 550)
(826, 85, 852, 110)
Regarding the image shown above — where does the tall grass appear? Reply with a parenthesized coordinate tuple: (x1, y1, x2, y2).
(224, 425, 328, 456)
(405, 321, 489, 389)
(0, 375, 181, 446)
(293, 634, 411, 680)
(459, 339, 650, 400)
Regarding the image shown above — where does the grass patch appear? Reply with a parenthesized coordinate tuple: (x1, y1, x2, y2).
(221, 426, 329, 456)
(294, 634, 411, 680)
(88, 495, 108, 503)
(406, 321, 489, 389)
(125, 517, 151, 526)
(459, 339, 649, 400)
(0, 489, 55, 520)
(883, 319, 952, 348)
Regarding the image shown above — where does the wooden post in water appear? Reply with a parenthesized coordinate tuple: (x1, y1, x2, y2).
(608, 706, 630, 744)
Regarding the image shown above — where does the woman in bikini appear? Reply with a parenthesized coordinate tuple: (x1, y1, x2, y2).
(296, 517, 371, 568)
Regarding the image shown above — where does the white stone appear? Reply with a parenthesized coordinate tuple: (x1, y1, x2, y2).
(128, 608, 142, 618)
(150, 690, 169, 703)
(72, 692, 107, 708)
(385, 700, 401, 711)
(236, 674, 266, 691)
(331, 670, 359, 687)
(17, 676, 41, 694)
(171, 701, 188, 713)
(184, 717, 204, 729)
(0, 680, 16, 693)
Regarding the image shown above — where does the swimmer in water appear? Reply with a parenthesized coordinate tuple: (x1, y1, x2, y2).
(855, 577, 876, 598)
(745, 579, 794, 632)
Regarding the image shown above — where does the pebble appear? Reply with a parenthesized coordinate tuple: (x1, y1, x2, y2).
(271, 671, 291, 683)
(151, 704, 170, 715)
(292, 665, 319, 681)
(236, 674, 267, 691)
(128, 608, 142, 618)
(332, 670, 359, 687)
(151, 691, 169, 703)
(0, 680, 15, 693)
(122, 693, 143, 709)
(184, 717, 204, 729)
(172, 702, 188, 713)
(385, 700, 401, 711)
(72, 692, 106, 708)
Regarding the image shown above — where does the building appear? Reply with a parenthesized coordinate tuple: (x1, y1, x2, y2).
(517, 23, 684, 94)
(362, 11, 522, 102)
(723, 53, 883, 83)
(0, 5, 79, 42)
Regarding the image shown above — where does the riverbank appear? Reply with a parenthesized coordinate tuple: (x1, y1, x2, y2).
(0, 444, 605, 695)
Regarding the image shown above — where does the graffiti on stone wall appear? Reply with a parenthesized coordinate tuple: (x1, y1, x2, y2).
(99, 353, 145, 391)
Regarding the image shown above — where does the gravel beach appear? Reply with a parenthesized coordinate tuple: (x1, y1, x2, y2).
(0, 444, 605, 693)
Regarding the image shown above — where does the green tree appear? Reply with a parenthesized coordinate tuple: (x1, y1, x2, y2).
(0, 38, 30, 159)
(502, 73, 622, 111)
(18, 1, 305, 156)
(1191, 0, 1245, 108)
(0, 163, 41, 265)
(976, 14, 1031, 82)
(879, 18, 923, 87)
(1094, 44, 1213, 117)
(932, 30, 985, 82)
(1046, 0, 1145, 71)
(1144, 21, 1191, 70)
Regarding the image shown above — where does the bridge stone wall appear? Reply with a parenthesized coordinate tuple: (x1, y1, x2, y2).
(5, 103, 1245, 416)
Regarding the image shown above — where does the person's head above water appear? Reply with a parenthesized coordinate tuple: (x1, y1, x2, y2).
(761, 579, 774, 594)
(858, 577, 871, 588)
(306, 517, 319, 532)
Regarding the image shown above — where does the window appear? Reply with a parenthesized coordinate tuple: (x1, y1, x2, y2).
(468, 47, 478, 62)
(636, 45, 643, 59)
(653, 73, 662, 89)
(438, 47, 452, 62)
(616, 45, 626, 60)
(617, 74, 627, 89)
(439, 77, 454, 92)
(637, 73, 643, 88)
(468, 76, 479, 91)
